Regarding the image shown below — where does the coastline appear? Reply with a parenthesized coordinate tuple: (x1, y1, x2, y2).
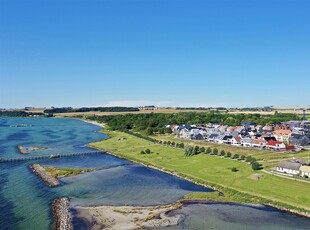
(79, 119, 310, 218)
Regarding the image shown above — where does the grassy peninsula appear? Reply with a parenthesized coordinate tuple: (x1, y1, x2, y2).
(43, 166, 99, 178)
(89, 129, 310, 217)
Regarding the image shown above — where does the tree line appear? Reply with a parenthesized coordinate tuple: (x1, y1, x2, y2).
(0, 111, 48, 117)
(44, 107, 139, 114)
(87, 111, 301, 135)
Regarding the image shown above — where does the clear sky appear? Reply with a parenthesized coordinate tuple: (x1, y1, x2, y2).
(0, 0, 309, 108)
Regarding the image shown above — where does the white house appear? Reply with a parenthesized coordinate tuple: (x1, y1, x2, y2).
(276, 158, 305, 175)
(299, 165, 310, 177)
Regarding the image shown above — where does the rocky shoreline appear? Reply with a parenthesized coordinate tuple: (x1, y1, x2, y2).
(30, 164, 59, 187)
(52, 197, 72, 230)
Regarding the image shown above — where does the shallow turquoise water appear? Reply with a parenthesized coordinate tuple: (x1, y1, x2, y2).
(0, 118, 309, 230)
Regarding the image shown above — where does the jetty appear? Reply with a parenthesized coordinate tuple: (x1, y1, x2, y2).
(52, 197, 72, 230)
(30, 164, 60, 187)
(0, 151, 104, 163)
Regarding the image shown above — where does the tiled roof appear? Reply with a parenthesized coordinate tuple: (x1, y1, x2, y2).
(274, 129, 292, 135)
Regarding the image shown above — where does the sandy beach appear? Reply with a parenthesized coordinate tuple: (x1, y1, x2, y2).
(75, 203, 183, 230)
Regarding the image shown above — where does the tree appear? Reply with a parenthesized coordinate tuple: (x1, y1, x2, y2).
(167, 141, 171, 145)
(226, 152, 232, 158)
(184, 146, 194, 156)
(146, 127, 154, 136)
(171, 141, 175, 146)
(232, 154, 239, 159)
(179, 143, 185, 148)
(165, 128, 172, 134)
(220, 150, 226, 156)
(194, 146, 200, 153)
(213, 148, 218, 155)
(206, 147, 212, 154)
(200, 147, 205, 153)
(251, 162, 261, 170)
(145, 149, 151, 154)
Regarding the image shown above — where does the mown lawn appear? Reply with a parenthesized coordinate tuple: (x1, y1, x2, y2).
(89, 130, 310, 213)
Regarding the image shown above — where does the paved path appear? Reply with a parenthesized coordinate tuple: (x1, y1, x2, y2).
(262, 169, 310, 184)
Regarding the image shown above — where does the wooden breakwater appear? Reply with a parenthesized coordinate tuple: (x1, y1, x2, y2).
(30, 164, 59, 187)
(0, 151, 104, 163)
(52, 197, 72, 230)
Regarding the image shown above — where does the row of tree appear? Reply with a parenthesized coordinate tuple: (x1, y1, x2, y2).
(87, 112, 301, 135)
(44, 106, 139, 114)
(184, 146, 262, 170)
(0, 111, 47, 117)
(123, 131, 261, 170)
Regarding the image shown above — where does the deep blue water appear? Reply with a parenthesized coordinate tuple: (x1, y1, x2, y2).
(0, 118, 309, 230)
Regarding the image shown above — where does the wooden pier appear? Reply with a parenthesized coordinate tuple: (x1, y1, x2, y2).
(0, 151, 104, 163)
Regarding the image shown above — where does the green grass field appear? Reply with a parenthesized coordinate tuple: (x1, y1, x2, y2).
(152, 134, 310, 167)
(89, 130, 310, 214)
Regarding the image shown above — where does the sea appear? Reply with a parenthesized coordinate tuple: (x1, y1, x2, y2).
(0, 117, 309, 230)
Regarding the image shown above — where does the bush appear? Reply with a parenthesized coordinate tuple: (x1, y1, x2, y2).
(140, 150, 145, 154)
(231, 167, 238, 172)
(171, 141, 175, 146)
(200, 147, 205, 153)
(245, 156, 253, 162)
(167, 141, 171, 145)
(206, 147, 212, 154)
(232, 154, 239, 159)
(145, 149, 151, 154)
(240, 155, 245, 160)
(195, 146, 200, 153)
(226, 152, 232, 158)
(213, 148, 218, 155)
(179, 143, 185, 148)
(220, 150, 226, 156)
(252, 162, 261, 170)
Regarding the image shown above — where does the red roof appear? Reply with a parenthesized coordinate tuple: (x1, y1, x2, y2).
(266, 140, 284, 146)
(286, 145, 295, 150)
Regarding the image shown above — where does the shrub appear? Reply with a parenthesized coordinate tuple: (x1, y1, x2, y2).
(252, 162, 261, 170)
(171, 141, 175, 146)
(226, 152, 232, 158)
(140, 150, 145, 154)
(231, 167, 238, 172)
(206, 147, 212, 154)
(179, 143, 185, 148)
(145, 149, 151, 154)
(200, 147, 205, 153)
(220, 150, 226, 156)
(167, 141, 171, 145)
(240, 155, 245, 160)
(213, 148, 218, 155)
(232, 154, 239, 159)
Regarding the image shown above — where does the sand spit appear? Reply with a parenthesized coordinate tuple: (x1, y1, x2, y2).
(75, 202, 183, 230)
(53, 197, 72, 230)
(30, 164, 59, 187)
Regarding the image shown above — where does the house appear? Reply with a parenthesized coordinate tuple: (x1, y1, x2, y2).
(289, 133, 309, 146)
(276, 159, 304, 175)
(231, 136, 242, 146)
(241, 137, 253, 147)
(189, 129, 205, 140)
(178, 129, 189, 139)
(299, 165, 310, 177)
(252, 139, 267, 148)
(263, 125, 274, 132)
(273, 129, 292, 142)
(266, 140, 286, 151)
(207, 133, 220, 142)
(222, 135, 233, 144)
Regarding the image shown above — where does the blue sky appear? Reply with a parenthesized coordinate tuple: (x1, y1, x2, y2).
(0, 0, 309, 108)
